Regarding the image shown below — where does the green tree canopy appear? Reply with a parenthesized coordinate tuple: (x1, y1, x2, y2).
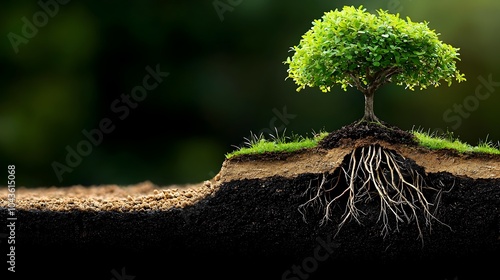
(285, 5, 466, 123)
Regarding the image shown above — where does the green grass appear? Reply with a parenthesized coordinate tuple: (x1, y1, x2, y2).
(225, 129, 328, 159)
(411, 128, 500, 155)
(225, 127, 500, 159)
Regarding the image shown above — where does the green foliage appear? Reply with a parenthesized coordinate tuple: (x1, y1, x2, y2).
(284, 5, 466, 93)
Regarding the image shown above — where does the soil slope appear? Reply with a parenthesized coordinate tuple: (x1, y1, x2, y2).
(1, 122, 499, 279)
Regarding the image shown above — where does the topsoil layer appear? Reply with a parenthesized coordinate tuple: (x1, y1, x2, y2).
(1, 122, 499, 279)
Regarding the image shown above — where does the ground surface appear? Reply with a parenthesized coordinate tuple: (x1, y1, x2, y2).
(1, 122, 499, 279)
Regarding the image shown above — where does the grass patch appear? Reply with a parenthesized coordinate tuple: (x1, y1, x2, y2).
(226, 126, 500, 159)
(411, 127, 500, 155)
(225, 129, 328, 159)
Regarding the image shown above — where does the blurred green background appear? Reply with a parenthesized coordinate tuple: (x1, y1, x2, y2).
(1, 0, 499, 188)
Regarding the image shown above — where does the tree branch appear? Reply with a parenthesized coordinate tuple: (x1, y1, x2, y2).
(349, 73, 367, 93)
(368, 66, 402, 93)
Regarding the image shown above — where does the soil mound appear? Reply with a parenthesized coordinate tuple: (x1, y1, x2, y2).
(318, 121, 418, 149)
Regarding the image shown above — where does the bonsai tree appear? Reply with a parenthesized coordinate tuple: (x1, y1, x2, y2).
(284, 5, 466, 123)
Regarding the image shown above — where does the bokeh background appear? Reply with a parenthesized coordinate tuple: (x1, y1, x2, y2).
(1, 0, 499, 188)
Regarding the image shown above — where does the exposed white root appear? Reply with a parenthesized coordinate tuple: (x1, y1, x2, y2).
(298, 144, 451, 244)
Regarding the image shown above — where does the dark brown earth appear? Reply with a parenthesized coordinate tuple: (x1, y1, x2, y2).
(1, 122, 499, 279)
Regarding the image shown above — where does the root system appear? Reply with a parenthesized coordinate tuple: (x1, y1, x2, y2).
(298, 144, 451, 242)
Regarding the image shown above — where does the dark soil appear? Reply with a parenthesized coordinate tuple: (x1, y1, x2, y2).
(1, 123, 499, 280)
(318, 120, 418, 148)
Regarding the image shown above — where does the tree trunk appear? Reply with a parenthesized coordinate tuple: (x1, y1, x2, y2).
(362, 91, 379, 123)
